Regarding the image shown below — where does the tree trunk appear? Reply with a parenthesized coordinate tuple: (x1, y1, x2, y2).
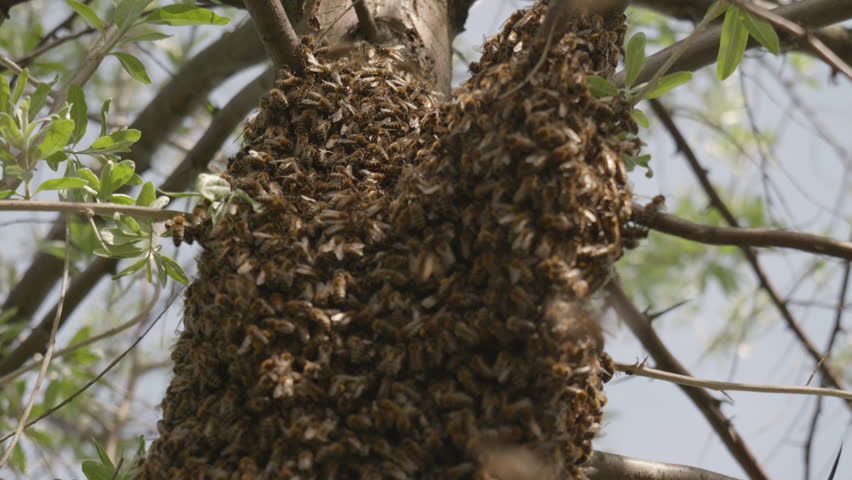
(138, 1, 638, 478)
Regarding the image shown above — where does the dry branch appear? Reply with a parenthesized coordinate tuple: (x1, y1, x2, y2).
(615, 361, 852, 402)
(648, 98, 850, 406)
(606, 281, 770, 480)
(587, 450, 740, 480)
(352, 0, 380, 43)
(632, 202, 852, 260)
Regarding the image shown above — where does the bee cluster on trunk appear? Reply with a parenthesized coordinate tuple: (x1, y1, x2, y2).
(140, 2, 641, 479)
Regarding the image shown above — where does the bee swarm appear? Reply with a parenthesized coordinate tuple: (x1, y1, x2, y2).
(140, 2, 640, 479)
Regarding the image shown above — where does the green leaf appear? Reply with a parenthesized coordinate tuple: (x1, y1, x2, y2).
(68, 83, 88, 143)
(0, 190, 16, 199)
(742, 11, 780, 55)
(586, 75, 618, 98)
(94, 243, 145, 258)
(150, 195, 170, 209)
(114, 255, 148, 279)
(109, 52, 151, 84)
(109, 159, 136, 191)
(643, 71, 693, 99)
(146, 5, 229, 26)
(0, 74, 11, 114)
(11, 69, 28, 104)
(98, 161, 114, 200)
(45, 151, 68, 171)
(66, 0, 104, 34)
(631, 108, 650, 128)
(99, 99, 111, 138)
(717, 6, 749, 80)
(109, 193, 136, 204)
(121, 32, 171, 45)
(94, 440, 114, 469)
(85, 128, 142, 154)
(136, 181, 156, 206)
(157, 253, 189, 285)
(115, 0, 151, 31)
(33, 119, 74, 161)
(0, 112, 23, 147)
(624, 32, 646, 87)
(78, 168, 101, 190)
(196, 173, 230, 202)
(82, 460, 114, 480)
(233, 188, 263, 212)
(34, 177, 88, 194)
(29, 80, 54, 121)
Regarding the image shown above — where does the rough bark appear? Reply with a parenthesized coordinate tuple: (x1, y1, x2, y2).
(139, 1, 639, 478)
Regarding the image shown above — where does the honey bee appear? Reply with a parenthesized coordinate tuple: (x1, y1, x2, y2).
(169, 215, 185, 247)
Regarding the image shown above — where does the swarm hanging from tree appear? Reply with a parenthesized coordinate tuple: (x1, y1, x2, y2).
(139, 1, 641, 478)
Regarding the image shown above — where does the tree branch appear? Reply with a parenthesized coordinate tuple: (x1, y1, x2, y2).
(587, 450, 741, 480)
(635, 0, 852, 69)
(352, 0, 380, 43)
(727, 0, 852, 79)
(613, 0, 852, 87)
(606, 281, 770, 480)
(632, 202, 852, 260)
(242, 0, 305, 74)
(614, 361, 852, 402)
(0, 200, 183, 221)
(648, 98, 850, 406)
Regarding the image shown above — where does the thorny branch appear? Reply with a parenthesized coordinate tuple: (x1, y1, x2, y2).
(614, 361, 852, 402)
(649, 98, 850, 407)
(632, 202, 852, 260)
(606, 281, 770, 480)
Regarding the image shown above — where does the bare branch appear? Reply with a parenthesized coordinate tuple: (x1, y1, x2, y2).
(613, 0, 852, 87)
(606, 281, 770, 480)
(633, 202, 852, 260)
(242, 0, 305, 74)
(587, 450, 741, 480)
(0, 200, 184, 221)
(614, 361, 852, 401)
(648, 98, 850, 404)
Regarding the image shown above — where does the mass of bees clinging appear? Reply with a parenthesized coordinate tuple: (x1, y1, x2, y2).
(140, 2, 641, 479)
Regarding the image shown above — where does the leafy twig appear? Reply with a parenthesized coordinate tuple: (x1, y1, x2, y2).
(0, 219, 70, 468)
(0, 200, 184, 221)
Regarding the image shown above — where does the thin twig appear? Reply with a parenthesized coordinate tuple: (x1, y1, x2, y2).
(0, 285, 160, 386)
(0, 200, 185, 221)
(0, 219, 69, 468)
(0, 54, 46, 87)
(649, 98, 850, 406)
(614, 361, 852, 401)
(0, 289, 182, 444)
(15, 28, 96, 68)
(606, 281, 770, 480)
(633, 202, 852, 260)
(242, 0, 305, 74)
(352, 0, 380, 43)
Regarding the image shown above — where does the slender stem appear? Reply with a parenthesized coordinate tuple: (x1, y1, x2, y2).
(615, 361, 852, 401)
(0, 200, 185, 221)
(0, 219, 70, 468)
